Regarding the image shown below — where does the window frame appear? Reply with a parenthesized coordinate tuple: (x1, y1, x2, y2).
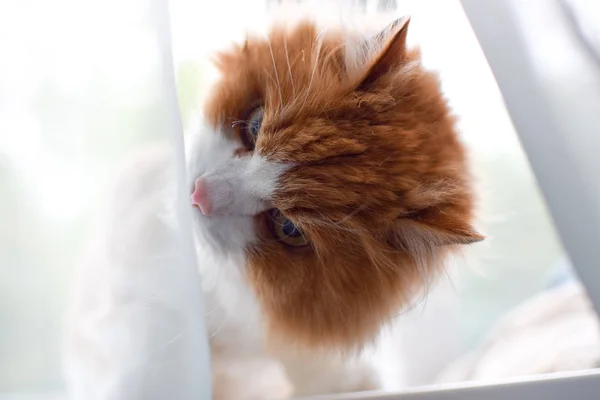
(303, 370, 600, 400)
(459, 0, 600, 312)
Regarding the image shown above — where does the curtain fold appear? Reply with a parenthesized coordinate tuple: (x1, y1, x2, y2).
(0, 0, 211, 398)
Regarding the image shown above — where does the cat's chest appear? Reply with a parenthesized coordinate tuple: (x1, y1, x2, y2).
(196, 243, 266, 354)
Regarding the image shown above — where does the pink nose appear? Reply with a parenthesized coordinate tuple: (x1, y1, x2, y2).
(191, 177, 212, 216)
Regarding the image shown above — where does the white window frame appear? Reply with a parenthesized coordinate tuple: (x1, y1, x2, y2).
(459, 0, 600, 312)
(304, 370, 600, 399)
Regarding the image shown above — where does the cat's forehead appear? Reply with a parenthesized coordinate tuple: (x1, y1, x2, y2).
(203, 22, 355, 144)
(200, 17, 437, 214)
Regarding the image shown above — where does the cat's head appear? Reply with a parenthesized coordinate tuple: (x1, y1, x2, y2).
(188, 17, 483, 349)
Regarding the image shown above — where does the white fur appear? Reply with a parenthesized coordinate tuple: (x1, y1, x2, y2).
(197, 153, 288, 216)
(185, 120, 289, 254)
(185, 122, 257, 255)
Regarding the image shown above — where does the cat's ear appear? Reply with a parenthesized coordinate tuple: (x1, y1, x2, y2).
(355, 16, 411, 88)
(389, 208, 484, 255)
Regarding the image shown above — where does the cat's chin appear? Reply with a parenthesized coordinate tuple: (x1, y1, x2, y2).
(191, 208, 255, 257)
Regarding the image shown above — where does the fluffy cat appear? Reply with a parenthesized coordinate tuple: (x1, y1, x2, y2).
(65, 8, 482, 400)
(187, 12, 482, 398)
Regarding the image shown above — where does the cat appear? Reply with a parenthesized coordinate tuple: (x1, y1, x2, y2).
(65, 8, 482, 400)
(186, 10, 482, 398)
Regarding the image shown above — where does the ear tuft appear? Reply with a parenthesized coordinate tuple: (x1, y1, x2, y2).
(395, 219, 484, 247)
(357, 16, 411, 88)
(389, 205, 484, 261)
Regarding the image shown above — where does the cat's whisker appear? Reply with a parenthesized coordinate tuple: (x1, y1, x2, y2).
(266, 36, 284, 110)
(203, 266, 226, 336)
(300, 30, 326, 111)
(320, 42, 345, 73)
(209, 314, 228, 339)
(155, 332, 184, 352)
(283, 35, 296, 100)
(442, 265, 458, 293)
(231, 120, 251, 128)
(303, 212, 367, 234)
(329, 203, 368, 227)
(263, 70, 282, 103)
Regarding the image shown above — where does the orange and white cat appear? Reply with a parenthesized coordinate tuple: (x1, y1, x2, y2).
(66, 6, 481, 400)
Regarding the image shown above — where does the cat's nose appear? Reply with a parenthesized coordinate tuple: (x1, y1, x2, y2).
(191, 177, 212, 216)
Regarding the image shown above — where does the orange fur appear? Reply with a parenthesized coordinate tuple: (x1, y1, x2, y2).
(203, 18, 482, 349)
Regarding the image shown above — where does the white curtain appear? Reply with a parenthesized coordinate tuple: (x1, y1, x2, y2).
(0, 0, 210, 398)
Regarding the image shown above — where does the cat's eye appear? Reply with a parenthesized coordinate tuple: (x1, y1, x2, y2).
(240, 107, 264, 149)
(267, 209, 309, 247)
